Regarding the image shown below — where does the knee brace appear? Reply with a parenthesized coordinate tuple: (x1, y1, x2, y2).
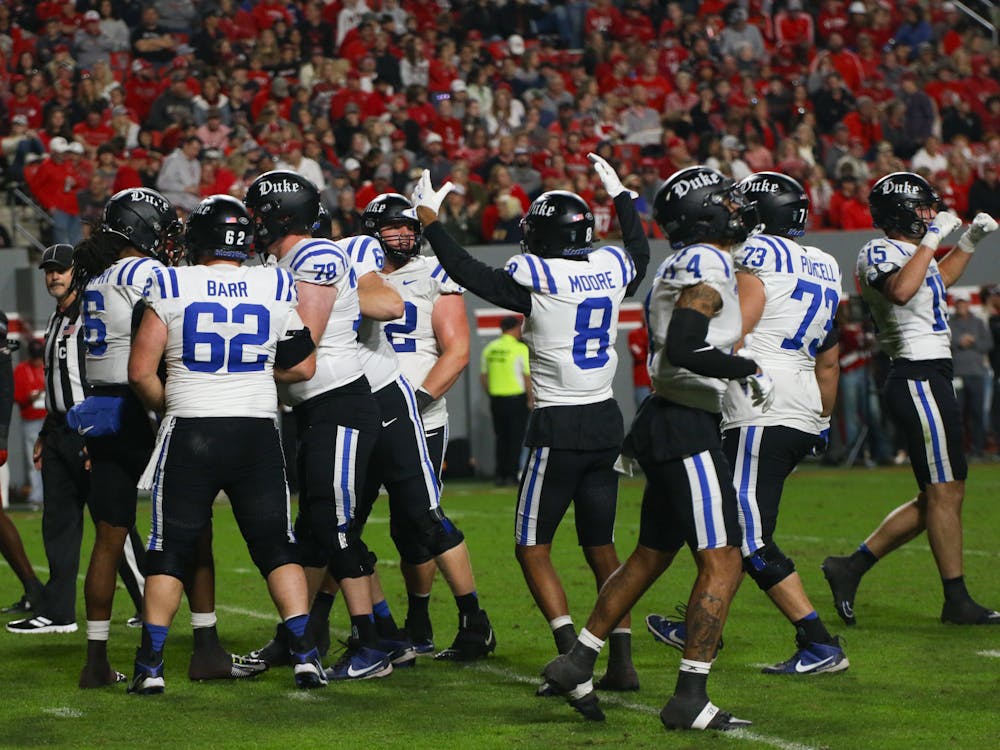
(247, 538, 301, 579)
(743, 543, 796, 592)
(327, 532, 376, 581)
(390, 507, 465, 565)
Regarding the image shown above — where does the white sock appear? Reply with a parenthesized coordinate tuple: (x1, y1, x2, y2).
(549, 615, 573, 631)
(87, 620, 111, 641)
(679, 658, 713, 675)
(191, 611, 217, 629)
(578, 627, 605, 653)
(611, 627, 631, 636)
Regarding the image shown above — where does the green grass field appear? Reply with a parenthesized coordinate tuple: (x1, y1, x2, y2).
(2, 464, 999, 750)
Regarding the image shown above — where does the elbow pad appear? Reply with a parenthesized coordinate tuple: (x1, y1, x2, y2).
(665, 308, 758, 380)
(275, 327, 315, 370)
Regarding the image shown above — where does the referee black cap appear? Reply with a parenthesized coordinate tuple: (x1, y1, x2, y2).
(39, 243, 75, 270)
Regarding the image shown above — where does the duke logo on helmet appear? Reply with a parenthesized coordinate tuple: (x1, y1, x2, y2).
(520, 190, 595, 258)
(738, 172, 809, 238)
(654, 166, 759, 249)
(868, 171, 942, 238)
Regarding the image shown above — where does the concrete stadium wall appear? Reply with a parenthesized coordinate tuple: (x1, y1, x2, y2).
(2, 229, 998, 488)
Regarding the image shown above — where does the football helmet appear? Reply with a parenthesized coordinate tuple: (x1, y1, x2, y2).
(520, 190, 594, 258)
(654, 166, 760, 249)
(361, 193, 422, 260)
(184, 195, 254, 265)
(313, 205, 333, 240)
(101, 188, 182, 264)
(869, 171, 943, 238)
(738, 172, 809, 238)
(244, 170, 320, 253)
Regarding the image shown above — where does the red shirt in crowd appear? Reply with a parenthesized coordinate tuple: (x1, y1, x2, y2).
(13, 358, 47, 422)
(25, 155, 87, 216)
(628, 325, 651, 389)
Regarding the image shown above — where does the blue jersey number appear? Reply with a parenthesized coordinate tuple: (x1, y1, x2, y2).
(82, 289, 108, 356)
(385, 301, 418, 353)
(572, 297, 613, 370)
(182, 302, 270, 373)
(926, 274, 948, 331)
(780, 280, 840, 356)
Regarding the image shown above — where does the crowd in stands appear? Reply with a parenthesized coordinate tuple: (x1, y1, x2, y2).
(0, 0, 999, 246)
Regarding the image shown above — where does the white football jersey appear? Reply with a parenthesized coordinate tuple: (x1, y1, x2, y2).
(723, 235, 843, 433)
(144, 264, 303, 418)
(277, 236, 364, 405)
(337, 234, 401, 392)
(648, 243, 742, 414)
(504, 245, 636, 408)
(83, 255, 163, 386)
(856, 237, 951, 360)
(383, 255, 463, 430)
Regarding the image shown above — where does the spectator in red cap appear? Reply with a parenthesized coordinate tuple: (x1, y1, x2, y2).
(123, 58, 160, 123)
(130, 5, 176, 68)
(25, 137, 86, 245)
(73, 8, 123, 71)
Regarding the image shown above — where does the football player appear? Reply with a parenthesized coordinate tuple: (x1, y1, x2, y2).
(647, 173, 848, 674)
(541, 165, 775, 730)
(321, 193, 495, 665)
(823, 172, 1000, 626)
(373, 194, 471, 654)
(75, 189, 253, 687)
(410, 154, 649, 693)
(242, 171, 394, 681)
(126, 195, 322, 693)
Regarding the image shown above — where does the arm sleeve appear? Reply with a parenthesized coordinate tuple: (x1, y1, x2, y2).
(816, 319, 840, 354)
(423, 222, 532, 315)
(665, 308, 758, 380)
(614, 192, 650, 297)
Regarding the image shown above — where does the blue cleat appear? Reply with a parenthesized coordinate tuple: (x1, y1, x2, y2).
(291, 647, 328, 689)
(378, 634, 417, 668)
(127, 650, 165, 695)
(324, 641, 393, 681)
(646, 606, 723, 657)
(761, 637, 849, 675)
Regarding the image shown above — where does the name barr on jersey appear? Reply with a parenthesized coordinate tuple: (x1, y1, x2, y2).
(670, 169, 721, 198)
(206, 280, 249, 297)
(800, 256, 837, 283)
(569, 270, 616, 293)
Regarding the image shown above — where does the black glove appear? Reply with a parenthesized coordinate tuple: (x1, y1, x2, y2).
(415, 388, 435, 413)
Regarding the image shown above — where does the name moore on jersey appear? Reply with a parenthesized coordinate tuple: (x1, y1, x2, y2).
(503, 244, 636, 408)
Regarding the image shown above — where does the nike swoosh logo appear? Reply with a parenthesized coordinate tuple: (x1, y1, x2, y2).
(402, 279, 417, 285)
(79, 426, 95, 434)
(347, 661, 385, 678)
(381, 418, 398, 428)
(424, 431, 440, 438)
(795, 655, 835, 673)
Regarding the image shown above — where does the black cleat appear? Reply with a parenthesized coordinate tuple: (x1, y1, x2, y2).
(189, 648, 268, 680)
(595, 664, 639, 692)
(434, 609, 496, 661)
(569, 692, 605, 721)
(660, 696, 751, 731)
(1, 595, 32, 615)
(822, 556, 860, 626)
(541, 653, 592, 696)
(941, 599, 1000, 625)
(246, 622, 292, 667)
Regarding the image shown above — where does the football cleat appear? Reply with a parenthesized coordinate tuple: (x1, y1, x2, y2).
(542, 652, 605, 719)
(941, 599, 1000, 625)
(6, 616, 78, 634)
(324, 640, 393, 681)
(535, 681, 558, 698)
(291, 647, 328, 689)
(660, 696, 752, 731)
(188, 649, 268, 681)
(761, 637, 849, 675)
(569, 693, 605, 722)
(595, 663, 639, 692)
(246, 622, 292, 667)
(377, 634, 417, 668)
(127, 651, 165, 695)
(646, 606, 723, 656)
(1, 595, 32, 615)
(434, 609, 496, 662)
(126, 613, 143, 628)
(79, 663, 127, 689)
(403, 616, 435, 655)
(822, 556, 861, 626)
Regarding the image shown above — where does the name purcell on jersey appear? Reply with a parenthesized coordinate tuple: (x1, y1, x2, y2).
(800, 256, 837, 283)
(569, 270, 616, 293)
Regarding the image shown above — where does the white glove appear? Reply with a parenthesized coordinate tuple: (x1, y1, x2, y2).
(411, 169, 454, 215)
(921, 211, 963, 251)
(743, 369, 776, 412)
(957, 212, 999, 254)
(587, 152, 637, 199)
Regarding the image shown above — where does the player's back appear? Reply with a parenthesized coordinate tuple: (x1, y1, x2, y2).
(337, 233, 401, 392)
(383, 254, 462, 428)
(723, 234, 842, 431)
(277, 235, 364, 405)
(145, 263, 299, 418)
(83, 255, 163, 386)
(647, 243, 741, 414)
(855, 237, 951, 361)
(504, 245, 635, 408)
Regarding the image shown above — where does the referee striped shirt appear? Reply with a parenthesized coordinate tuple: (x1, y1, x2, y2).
(43, 298, 87, 416)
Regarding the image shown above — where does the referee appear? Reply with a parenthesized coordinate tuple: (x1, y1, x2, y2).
(6, 245, 145, 634)
(480, 316, 531, 486)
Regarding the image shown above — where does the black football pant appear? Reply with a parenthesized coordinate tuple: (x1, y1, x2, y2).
(490, 394, 529, 481)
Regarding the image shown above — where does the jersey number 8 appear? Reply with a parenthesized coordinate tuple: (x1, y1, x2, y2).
(572, 297, 613, 370)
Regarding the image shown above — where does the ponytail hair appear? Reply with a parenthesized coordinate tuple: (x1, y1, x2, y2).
(70, 230, 129, 294)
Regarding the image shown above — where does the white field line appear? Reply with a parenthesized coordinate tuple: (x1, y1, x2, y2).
(40, 707, 83, 718)
(977, 650, 1000, 658)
